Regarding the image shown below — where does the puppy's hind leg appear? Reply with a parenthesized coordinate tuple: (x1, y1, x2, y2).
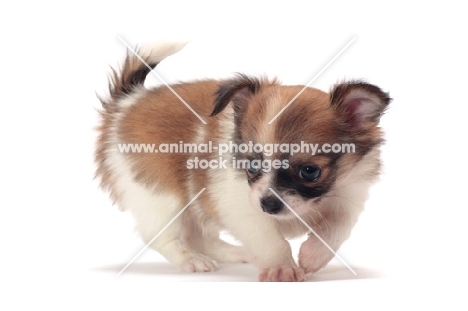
(128, 190, 219, 273)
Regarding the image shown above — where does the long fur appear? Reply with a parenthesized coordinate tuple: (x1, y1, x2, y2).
(95, 42, 390, 281)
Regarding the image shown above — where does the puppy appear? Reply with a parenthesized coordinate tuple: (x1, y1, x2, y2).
(95, 42, 390, 281)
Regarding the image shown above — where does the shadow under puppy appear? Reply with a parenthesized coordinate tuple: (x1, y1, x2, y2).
(95, 42, 390, 282)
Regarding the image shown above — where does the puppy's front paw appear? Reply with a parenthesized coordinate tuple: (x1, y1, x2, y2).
(180, 254, 219, 272)
(258, 266, 305, 282)
(298, 239, 334, 275)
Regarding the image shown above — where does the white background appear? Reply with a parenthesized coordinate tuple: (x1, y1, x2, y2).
(1, 0, 467, 309)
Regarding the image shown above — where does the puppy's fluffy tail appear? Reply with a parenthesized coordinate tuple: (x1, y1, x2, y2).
(101, 41, 188, 107)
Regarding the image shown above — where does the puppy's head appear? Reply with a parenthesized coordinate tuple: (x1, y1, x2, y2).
(211, 74, 390, 218)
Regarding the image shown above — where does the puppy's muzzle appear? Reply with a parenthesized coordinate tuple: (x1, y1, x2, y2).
(260, 197, 283, 214)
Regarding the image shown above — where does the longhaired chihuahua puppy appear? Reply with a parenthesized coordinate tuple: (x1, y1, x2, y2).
(95, 42, 390, 281)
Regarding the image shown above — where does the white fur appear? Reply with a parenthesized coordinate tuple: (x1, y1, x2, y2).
(187, 123, 206, 199)
(138, 41, 188, 65)
(259, 91, 284, 142)
(248, 174, 272, 211)
(192, 123, 206, 147)
(116, 86, 146, 109)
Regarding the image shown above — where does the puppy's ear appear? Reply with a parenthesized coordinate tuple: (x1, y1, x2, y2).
(210, 74, 261, 116)
(330, 81, 391, 130)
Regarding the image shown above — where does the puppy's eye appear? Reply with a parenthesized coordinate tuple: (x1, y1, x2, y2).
(299, 165, 321, 182)
(247, 161, 261, 175)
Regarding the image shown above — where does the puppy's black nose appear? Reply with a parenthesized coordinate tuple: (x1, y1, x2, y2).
(260, 197, 283, 214)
